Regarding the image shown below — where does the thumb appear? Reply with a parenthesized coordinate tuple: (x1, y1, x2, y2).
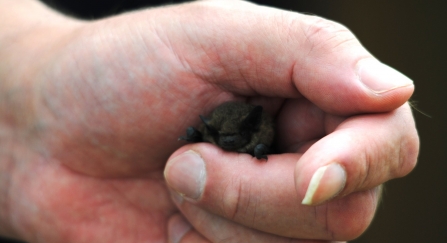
(287, 16, 414, 115)
(142, 1, 413, 116)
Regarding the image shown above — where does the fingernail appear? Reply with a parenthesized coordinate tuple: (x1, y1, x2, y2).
(302, 163, 346, 205)
(164, 150, 206, 200)
(168, 215, 192, 243)
(358, 59, 413, 94)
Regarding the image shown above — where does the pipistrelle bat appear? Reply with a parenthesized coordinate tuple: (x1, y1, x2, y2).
(179, 102, 275, 160)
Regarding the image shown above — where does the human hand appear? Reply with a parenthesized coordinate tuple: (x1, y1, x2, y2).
(0, 0, 418, 243)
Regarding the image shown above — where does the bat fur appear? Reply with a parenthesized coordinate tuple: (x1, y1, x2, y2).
(179, 102, 275, 160)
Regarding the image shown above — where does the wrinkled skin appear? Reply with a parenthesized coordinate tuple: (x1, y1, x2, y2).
(0, 0, 419, 243)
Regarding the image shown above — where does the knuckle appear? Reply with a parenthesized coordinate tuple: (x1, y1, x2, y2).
(364, 129, 417, 185)
(349, 135, 380, 192)
(302, 16, 359, 53)
(221, 176, 258, 222)
(395, 106, 420, 178)
(397, 128, 419, 177)
(353, 111, 419, 190)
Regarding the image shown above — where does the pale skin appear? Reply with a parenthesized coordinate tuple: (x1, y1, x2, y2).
(0, 0, 419, 242)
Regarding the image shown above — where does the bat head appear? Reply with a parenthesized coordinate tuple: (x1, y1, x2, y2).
(200, 104, 263, 151)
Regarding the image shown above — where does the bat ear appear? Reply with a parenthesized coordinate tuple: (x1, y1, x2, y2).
(200, 115, 218, 134)
(242, 106, 263, 129)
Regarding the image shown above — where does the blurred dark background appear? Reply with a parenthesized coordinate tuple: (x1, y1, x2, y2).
(2, 0, 445, 242)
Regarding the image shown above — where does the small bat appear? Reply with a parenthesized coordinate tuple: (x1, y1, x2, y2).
(179, 102, 275, 160)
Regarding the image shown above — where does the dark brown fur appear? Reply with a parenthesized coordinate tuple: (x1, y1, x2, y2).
(179, 102, 275, 159)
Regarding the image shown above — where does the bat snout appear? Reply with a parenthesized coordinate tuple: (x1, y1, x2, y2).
(219, 135, 246, 150)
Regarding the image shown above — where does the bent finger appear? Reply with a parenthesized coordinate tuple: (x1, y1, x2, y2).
(296, 104, 419, 205)
(169, 192, 347, 243)
(164, 144, 380, 240)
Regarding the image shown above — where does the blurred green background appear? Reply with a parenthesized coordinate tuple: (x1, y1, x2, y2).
(2, 0, 445, 242)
